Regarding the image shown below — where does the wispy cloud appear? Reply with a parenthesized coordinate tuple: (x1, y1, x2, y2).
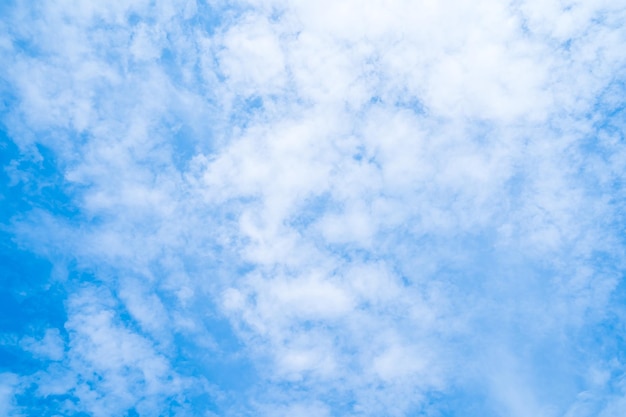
(1, 0, 626, 416)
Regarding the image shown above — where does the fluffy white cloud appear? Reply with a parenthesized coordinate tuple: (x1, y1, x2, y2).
(2, 0, 626, 416)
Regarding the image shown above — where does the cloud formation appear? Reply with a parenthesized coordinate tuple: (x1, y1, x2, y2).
(1, 0, 626, 416)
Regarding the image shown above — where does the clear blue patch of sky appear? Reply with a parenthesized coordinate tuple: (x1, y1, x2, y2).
(0, 130, 70, 346)
(14, 389, 79, 417)
(228, 94, 268, 129)
(0, 243, 67, 374)
(287, 192, 335, 230)
(418, 386, 499, 417)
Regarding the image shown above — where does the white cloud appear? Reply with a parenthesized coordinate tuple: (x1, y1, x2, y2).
(0, 374, 20, 417)
(218, 15, 287, 94)
(2, 0, 626, 415)
(61, 286, 199, 416)
(19, 329, 65, 362)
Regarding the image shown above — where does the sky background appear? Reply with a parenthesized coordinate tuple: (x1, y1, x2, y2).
(1, 1, 626, 416)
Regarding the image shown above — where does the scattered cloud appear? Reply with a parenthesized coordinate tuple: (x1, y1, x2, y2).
(2, 0, 626, 416)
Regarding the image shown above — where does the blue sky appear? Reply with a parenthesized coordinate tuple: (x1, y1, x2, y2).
(1, 1, 626, 416)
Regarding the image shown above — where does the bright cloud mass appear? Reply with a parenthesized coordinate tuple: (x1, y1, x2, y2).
(1, 1, 626, 416)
